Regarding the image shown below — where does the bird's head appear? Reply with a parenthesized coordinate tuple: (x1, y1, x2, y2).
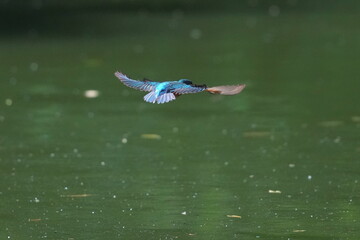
(178, 79, 193, 85)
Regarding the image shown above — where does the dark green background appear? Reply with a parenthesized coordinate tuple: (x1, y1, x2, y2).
(0, 1, 359, 239)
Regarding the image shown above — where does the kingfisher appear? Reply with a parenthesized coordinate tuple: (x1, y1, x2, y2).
(115, 71, 246, 104)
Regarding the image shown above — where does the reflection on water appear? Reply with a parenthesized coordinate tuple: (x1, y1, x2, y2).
(0, 4, 359, 240)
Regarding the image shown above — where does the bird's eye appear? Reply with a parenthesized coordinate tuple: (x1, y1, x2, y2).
(180, 79, 192, 85)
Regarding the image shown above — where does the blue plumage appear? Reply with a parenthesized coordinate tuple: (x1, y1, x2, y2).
(115, 71, 246, 104)
(115, 72, 206, 104)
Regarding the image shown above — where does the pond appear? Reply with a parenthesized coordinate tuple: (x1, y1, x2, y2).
(0, 3, 359, 239)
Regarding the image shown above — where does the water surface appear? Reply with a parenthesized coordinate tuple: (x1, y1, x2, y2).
(0, 7, 359, 240)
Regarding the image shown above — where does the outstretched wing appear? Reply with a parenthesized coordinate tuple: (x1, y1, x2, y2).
(115, 72, 158, 92)
(172, 83, 207, 95)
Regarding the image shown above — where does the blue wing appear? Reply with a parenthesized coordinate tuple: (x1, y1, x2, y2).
(115, 72, 158, 92)
(172, 83, 207, 95)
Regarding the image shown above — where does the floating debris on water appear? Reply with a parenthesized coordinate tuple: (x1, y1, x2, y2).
(28, 218, 41, 222)
(226, 215, 242, 218)
(121, 138, 128, 144)
(84, 90, 99, 98)
(269, 5, 280, 17)
(351, 116, 360, 122)
(29, 62, 39, 72)
(61, 194, 94, 198)
(30, 197, 40, 203)
(181, 211, 187, 215)
(141, 134, 162, 140)
(289, 163, 295, 168)
(190, 28, 202, 40)
(243, 131, 271, 138)
(268, 190, 282, 194)
(319, 121, 343, 127)
(334, 137, 341, 143)
(5, 98, 12, 106)
(307, 175, 312, 180)
(293, 230, 306, 233)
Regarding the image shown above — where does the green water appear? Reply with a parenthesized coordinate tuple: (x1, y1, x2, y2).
(1, 7, 360, 240)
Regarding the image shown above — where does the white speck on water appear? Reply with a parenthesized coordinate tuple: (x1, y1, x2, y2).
(5, 98, 12, 106)
(121, 138, 128, 144)
(30, 62, 38, 71)
(113, 195, 117, 198)
(181, 211, 187, 215)
(9, 77, 17, 85)
(92, 211, 95, 214)
(88, 112, 95, 118)
(190, 28, 202, 39)
(34, 197, 40, 203)
(64, 186, 68, 190)
(245, 16, 257, 28)
(263, 33, 273, 43)
(101, 161, 106, 166)
(50, 153, 55, 158)
(269, 5, 280, 17)
(84, 90, 99, 98)
(133, 44, 144, 54)
(307, 175, 312, 180)
(289, 163, 295, 168)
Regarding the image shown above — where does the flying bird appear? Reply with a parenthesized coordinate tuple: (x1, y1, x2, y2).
(115, 71, 246, 104)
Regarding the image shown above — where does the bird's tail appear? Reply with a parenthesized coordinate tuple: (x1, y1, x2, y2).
(156, 93, 176, 104)
(144, 92, 158, 103)
(206, 84, 246, 95)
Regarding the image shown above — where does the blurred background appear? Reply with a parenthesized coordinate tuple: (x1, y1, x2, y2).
(1, 0, 359, 239)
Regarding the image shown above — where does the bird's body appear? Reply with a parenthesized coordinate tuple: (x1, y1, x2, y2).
(115, 71, 245, 104)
